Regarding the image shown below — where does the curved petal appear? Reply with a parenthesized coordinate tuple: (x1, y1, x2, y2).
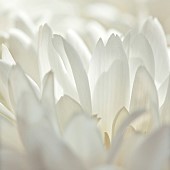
(142, 18, 169, 85)
(63, 39, 92, 114)
(9, 66, 86, 170)
(66, 30, 91, 72)
(1, 44, 15, 65)
(161, 76, 170, 124)
(130, 66, 159, 132)
(0, 149, 29, 170)
(0, 61, 13, 109)
(37, 24, 51, 82)
(128, 34, 155, 85)
(48, 35, 78, 101)
(64, 114, 105, 168)
(56, 95, 84, 132)
(107, 110, 144, 163)
(41, 71, 60, 134)
(93, 59, 129, 136)
(8, 29, 40, 85)
(126, 126, 170, 170)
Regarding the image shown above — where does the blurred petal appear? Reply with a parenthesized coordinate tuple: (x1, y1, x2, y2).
(126, 126, 170, 170)
(56, 95, 83, 132)
(161, 76, 170, 124)
(112, 107, 129, 137)
(0, 149, 29, 170)
(9, 66, 86, 170)
(48, 34, 78, 101)
(66, 30, 91, 72)
(41, 71, 60, 134)
(64, 39, 92, 114)
(142, 18, 169, 84)
(1, 44, 15, 65)
(38, 24, 51, 82)
(0, 114, 23, 152)
(8, 29, 40, 85)
(128, 34, 155, 85)
(64, 114, 105, 168)
(93, 59, 129, 136)
(107, 110, 144, 163)
(130, 66, 159, 132)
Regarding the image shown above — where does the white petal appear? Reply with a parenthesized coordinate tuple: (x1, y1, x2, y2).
(48, 35, 78, 101)
(130, 66, 159, 132)
(107, 110, 144, 163)
(112, 107, 129, 137)
(88, 38, 105, 93)
(52, 34, 74, 81)
(0, 61, 13, 109)
(89, 34, 128, 94)
(93, 59, 129, 136)
(56, 95, 83, 132)
(14, 11, 35, 38)
(128, 34, 155, 85)
(10, 69, 86, 170)
(41, 71, 60, 134)
(0, 149, 29, 170)
(18, 94, 86, 170)
(63, 39, 92, 114)
(1, 44, 15, 65)
(8, 29, 40, 85)
(64, 114, 105, 168)
(158, 75, 169, 107)
(161, 76, 170, 124)
(8, 65, 40, 116)
(142, 18, 169, 84)
(127, 126, 170, 170)
(0, 114, 23, 152)
(38, 24, 51, 82)
(0, 102, 15, 121)
(66, 30, 91, 72)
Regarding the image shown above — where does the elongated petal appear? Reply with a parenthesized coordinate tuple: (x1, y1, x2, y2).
(16, 92, 86, 170)
(126, 126, 170, 170)
(66, 30, 91, 72)
(1, 44, 15, 65)
(142, 18, 169, 84)
(161, 76, 170, 124)
(9, 65, 86, 170)
(64, 114, 105, 168)
(112, 107, 129, 137)
(52, 34, 74, 81)
(88, 38, 105, 93)
(8, 65, 39, 111)
(0, 149, 29, 170)
(63, 39, 92, 114)
(93, 59, 129, 136)
(14, 12, 35, 38)
(128, 34, 155, 85)
(41, 71, 60, 134)
(158, 75, 169, 107)
(107, 110, 144, 163)
(130, 66, 159, 132)
(8, 29, 40, 85)
(56, 95, 83, 131)
(0, 61, 13, 109)
(0, 114, 23, 152)
(89, 34, 128, 94)
(38, 24, 51, 82)
(48, 35, 78, 101)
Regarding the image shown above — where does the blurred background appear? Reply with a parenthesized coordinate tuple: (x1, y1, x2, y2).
(0, 0, 170, 44)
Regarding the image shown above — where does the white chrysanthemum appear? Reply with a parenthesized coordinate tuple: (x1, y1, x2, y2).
(0, 13, 170, 170)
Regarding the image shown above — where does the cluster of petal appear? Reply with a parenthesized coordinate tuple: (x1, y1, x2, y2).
(0, 15, 170, 170)
(0, 1, 170, 170)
